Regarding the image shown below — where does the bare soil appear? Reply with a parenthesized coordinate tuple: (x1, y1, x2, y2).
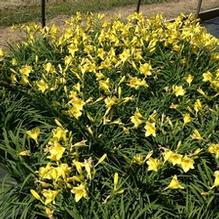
(0, 0, 218, 49)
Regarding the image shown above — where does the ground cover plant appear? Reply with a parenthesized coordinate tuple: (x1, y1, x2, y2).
(0, 12, 219, 218)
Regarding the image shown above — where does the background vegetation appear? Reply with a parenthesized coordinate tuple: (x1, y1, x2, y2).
(0, 0, 165, 26)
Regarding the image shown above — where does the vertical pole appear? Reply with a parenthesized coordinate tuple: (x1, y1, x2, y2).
(41, 0, 46, 27)
(196, 0, 203, 17)
(136, 0, 142, 13)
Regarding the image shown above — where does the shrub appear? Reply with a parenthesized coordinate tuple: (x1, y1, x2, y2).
(0, 13, 219, 218)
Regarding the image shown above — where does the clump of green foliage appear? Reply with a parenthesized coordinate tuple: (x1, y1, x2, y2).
(0, 13, 219, 219)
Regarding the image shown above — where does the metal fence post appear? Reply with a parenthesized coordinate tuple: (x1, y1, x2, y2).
(41, 0, 46, 27)
(136, 0, 142, 13)
(196, 0, 203, 17)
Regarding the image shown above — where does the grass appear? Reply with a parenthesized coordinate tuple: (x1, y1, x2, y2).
(0, 0, 165, 27)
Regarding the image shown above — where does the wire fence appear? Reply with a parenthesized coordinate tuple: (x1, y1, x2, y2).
(40, 0, 217, 27)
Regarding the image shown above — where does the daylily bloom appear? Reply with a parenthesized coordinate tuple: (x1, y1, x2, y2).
(194, 99, 202, 113)
(180, 156, 195, 173)
(172, 85, 186, 97)
(47, 142, 65, 161)
(132, 154, 145, 165)
(42, 189, 59, 205)
(139, 63, 152, 77)
(183, 113, 192, 125)
(52, 127, 68, 142)
(36, 79, 49, 93)
(45, 208, 54, 219)
(202, 71, 213, 82)
(26, 127, 40, 143)
(208, 144, 219, 159)
(130, 109, 143, 128)
(144, 121, 156, 137)
(212, 171, 219, 188)
(71, 184, 88, 202)
(146, 157, 161, 172)
(166, 175, 184, 190)
(19, 65, 32, 77)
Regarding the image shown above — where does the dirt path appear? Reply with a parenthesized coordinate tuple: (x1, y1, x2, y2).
(0, 0, 218, 49)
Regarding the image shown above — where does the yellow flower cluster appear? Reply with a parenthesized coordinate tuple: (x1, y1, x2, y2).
(26, 121, 107, 218)
(3, 12, 218, 217)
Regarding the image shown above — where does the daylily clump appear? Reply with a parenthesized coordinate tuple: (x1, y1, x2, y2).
(0, 12, 219, 218)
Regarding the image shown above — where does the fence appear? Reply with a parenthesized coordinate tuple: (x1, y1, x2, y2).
(40, 0, 219, 27)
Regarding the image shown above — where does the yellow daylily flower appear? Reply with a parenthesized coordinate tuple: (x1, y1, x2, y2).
(180, 156, 195, 173)
(71, 184, 88, 202)
(144, 121, 156, 137)
(212, 171, 219, 188)
(39, 163, 53, 180)
(20, 76, 29, 86)
(112, 172, 124, 194)
(202, 71, 213, 82)
(44, 62, 56, 74)
(52, 127, 68, 142)
(183, 113, 192, 125)
(130, 109, 143, 128)
(128, 76, 148, 89)
(166, 175, 184, 190)
(132, 154, 145, 165)
(56, 163, 70, 180)
(146, 157, 161, 172)
(48, 142, 65, 161)
(73, 160, 84, 175)
(68, 106, 82, 119)
(99, 78, 111, 93)
(26, 127, 40, 143)
(45, 208, 54, 219)
(19, 65, 32, 77)
(104, 96, 118, 109)
(139, 63, 152, 77)
(168, 153, 182, 166)
(172, 85, 186, 97)
(42, 189, 59, 205)
(194, 99, 202, 113)
(208, 144, 219, 159)
(38, 163, 65, 181)
(69, 97, 85, 112)
(119, 48, 131, 62)
(36, 79, 49, 93)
